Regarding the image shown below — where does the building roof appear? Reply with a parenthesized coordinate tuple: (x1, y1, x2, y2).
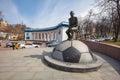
(25, 22, 69, 32)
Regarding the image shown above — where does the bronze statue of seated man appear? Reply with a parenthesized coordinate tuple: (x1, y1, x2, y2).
(66, 11, 78, 40)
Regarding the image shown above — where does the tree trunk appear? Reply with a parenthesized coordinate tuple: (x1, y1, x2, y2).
(114, 0, 120, 42)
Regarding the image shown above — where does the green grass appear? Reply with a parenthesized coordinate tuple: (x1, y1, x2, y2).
(103, 41, 120, 46)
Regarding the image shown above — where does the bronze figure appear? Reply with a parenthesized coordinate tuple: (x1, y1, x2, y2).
(66, 11, 78, 40)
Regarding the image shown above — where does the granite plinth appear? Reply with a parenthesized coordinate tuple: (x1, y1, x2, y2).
(53, 40, 93, 63)
(44, 55, 102, 72)
(44, 40, 103, 72)
(63, 47, 80, 63)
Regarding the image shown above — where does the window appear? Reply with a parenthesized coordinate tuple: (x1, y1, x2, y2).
(26, 37, 30, 39)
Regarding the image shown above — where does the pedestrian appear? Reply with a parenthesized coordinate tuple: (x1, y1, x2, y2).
(0, 40, 2, 47)
(0, 42, 1, 47)
(15, 43, 19, 49)
(12, 43, 15, 50)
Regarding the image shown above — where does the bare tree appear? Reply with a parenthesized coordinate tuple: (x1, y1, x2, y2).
(0, 11, 3, 19)
(96, 0, 120, 41)
(82, 9, 95, 39)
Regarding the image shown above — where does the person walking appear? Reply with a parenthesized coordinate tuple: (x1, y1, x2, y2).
(12, 43, 15, 50)
(0, 42, 1, 47)
(15, 43, 19, 50)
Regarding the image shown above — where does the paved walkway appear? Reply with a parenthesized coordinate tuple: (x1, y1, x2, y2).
(0, 47, 120, 80)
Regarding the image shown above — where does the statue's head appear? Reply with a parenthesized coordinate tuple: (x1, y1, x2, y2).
(70, 11, 74, 17)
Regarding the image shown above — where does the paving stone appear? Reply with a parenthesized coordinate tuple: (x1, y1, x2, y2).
(10, 72, 35, 80)
(33, 71, 53, 80)
(0, 48, 119, 80)
(0, 63, 13, 67)
(0, 72, 16, 80)
(26, 63, 41, 67)
(13, 63, 27, 67)
(0, 67, 14, 72)
(13, 67, 30, 71)
(69, 73, 93, 80)
(101, 73, 120, 80)
(53, 71, 72, 79)
(29, 67, 44, 72)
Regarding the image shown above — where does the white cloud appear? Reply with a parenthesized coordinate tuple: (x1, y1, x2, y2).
(0, 0, 95, 28)
(27, 0, 69, 28)
(29, 0, 93, 28)
(0, 0, 28, 24)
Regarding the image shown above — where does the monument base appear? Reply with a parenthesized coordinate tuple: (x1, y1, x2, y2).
(44, 40, 103, 72)
(44, 55, 102, 72)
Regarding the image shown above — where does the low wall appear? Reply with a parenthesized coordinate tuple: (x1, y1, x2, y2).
(82, 40, 120, 61)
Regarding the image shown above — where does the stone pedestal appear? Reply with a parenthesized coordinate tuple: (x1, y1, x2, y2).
(44, 40, 103, 72)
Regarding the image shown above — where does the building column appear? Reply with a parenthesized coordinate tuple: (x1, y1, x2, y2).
(54, 32, 56, 40)
(47, 32, 49, 41)
(56, 31, 58, 40)
(50, 32, 53, 41)
(41, 33, 43, 41)
(44, 33, 45, 41)
(37, 32, 39, 40)
(48, 33, 50, 41)
(39, 33, 40, 40)
(49, 32, 51, 41)
(34, 32, 36, 40)
(52, 32, 54, 40)
(32, 32, 33, 40)
(36, 32, 37, 40)
(36, 32, 38, 40)
(35, 32, 37, 40)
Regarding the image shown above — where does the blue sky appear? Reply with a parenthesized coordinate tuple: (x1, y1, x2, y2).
(0, 0, 96, 28)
